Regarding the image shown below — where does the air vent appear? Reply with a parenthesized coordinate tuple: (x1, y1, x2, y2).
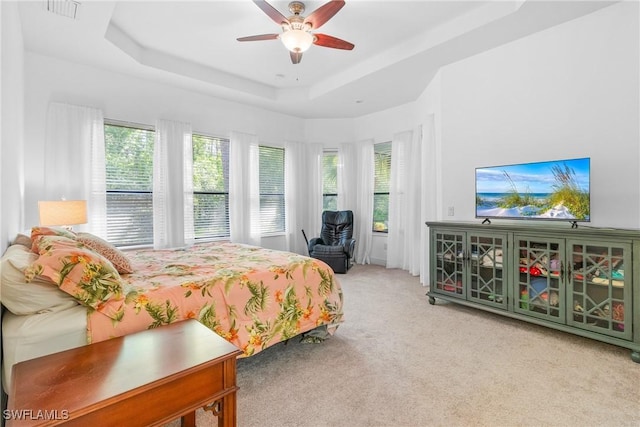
(43, 0, 81, 20)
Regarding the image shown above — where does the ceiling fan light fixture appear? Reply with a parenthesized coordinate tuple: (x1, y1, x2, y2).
(280, 29, 314, 53)
(239, 0, 354, 64)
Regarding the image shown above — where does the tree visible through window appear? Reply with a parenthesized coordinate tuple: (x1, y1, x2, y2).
(373, 142, 391, 232)
(105, 127, 288, 243)
(104, 123, 155, 246)
(323, 152, 338, 211)
(259, 145, 285, 234)
(192, 134, 230, 239)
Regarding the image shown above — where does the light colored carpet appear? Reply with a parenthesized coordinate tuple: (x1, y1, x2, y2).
(167, 264, 640, 427)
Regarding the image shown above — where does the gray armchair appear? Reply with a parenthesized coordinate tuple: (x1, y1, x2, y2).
(306, 210, 356, 274)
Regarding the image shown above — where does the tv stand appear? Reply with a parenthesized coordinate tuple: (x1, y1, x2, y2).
(570, 221, 578, 229)
(481, 218, 491, 225)
(426, 221, 640, 363)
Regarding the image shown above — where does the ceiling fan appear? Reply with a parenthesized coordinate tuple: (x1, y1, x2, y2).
(237, 0, 355, 64)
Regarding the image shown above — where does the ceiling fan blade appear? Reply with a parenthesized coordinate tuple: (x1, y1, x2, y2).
(313, 33, 354, 50)
(237, 34, 280, 42)
(253, 0, 289, 26)
(304, 1, 345, 30)
(290, 51, 303, 64)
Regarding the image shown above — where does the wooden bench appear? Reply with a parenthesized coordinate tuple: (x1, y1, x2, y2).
(6, 319, 243, 426)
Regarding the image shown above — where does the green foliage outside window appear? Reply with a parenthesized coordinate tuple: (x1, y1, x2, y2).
(105, 124, 154, 192)
(323, 152, 338, 211)
(104, 123, 154, 246)
(374, 142, 391, 232)
(105, 125, 232, 245)
(192, 135, 230, 239)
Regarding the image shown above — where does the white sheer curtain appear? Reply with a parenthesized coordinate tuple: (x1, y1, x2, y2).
(387, 127, 423, 275)
(229, 131, 261, 246)
(337, 143, 357, 212)
(354, 141, 374, 264)
(44, 102, 107, 237)
(301, 143, 324, 246)
(284, 140, 304, 254)
(153, 119, 194, 249)
(422, 115, 438, 284)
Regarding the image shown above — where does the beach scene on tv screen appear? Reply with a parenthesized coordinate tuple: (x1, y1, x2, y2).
(476, 158, 590, 220)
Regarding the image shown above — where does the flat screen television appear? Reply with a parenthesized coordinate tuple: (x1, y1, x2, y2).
(475, 157, 590, 222)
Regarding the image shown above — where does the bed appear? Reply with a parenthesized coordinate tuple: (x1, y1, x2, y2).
(1, 227, 344, 394)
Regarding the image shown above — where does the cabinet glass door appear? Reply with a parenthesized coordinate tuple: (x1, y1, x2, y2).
(467, 233, 507, 309)
(514, 235, 565, 322)
(567, 240, 632, 340)
(433, 231, 465, 299)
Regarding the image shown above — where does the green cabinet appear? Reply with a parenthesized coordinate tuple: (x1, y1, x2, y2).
(566, 239, 632, 341)
(432, 229, 466, 299)
(432, 228, 508, 310)
(514, 235, 565, 323)
(427, 222, 640, 363)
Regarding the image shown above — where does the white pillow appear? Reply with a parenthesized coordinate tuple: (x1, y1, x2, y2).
(0, 244, 79, 315)
(11, 233, 31, 248)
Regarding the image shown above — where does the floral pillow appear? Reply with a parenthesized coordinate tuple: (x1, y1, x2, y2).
(30, 226, 77, 253)
(31, 225, 77, 240)
(25, 235, 124, 320)
(76, 232, 133, 274)
(1, 244, 79, 315)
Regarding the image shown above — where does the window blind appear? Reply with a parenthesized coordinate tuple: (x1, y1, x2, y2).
(323, 151, 338, 211)
(192, 134, 230, 239)
(259, 145, 285, 234)
(104, 123, 155, 246)
(373, 142, 392, 232)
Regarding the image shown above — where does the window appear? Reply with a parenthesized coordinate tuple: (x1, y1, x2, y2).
(323, 151, 338, 211)
(192, 134, 230, 239)
(373, 142, 392, 232)
(259, 145, 285, 234)
(104, 122, 155, 246)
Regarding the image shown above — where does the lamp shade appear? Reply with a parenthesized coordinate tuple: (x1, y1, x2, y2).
(280, 29, 314, 52)
(38, 200, 87, 227)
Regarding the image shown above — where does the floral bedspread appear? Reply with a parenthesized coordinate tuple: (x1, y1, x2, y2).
(87, 242, 344, 356)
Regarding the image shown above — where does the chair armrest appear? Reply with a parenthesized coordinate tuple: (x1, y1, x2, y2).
(343, 239, 356, 257)
(309, 237, 324, 253)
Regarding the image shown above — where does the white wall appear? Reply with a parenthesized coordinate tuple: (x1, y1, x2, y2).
(348, 101, 422, 265)
(0, 5, 24, 413)
(22, 52, 308, 249)
(438, 1, 639, 228)
(11, 1, 640, 261)
(348, 1, 639, 263)
(305, 118, 355, 146)
(1, 2, 25, 252)
(354, 102, 419, 145)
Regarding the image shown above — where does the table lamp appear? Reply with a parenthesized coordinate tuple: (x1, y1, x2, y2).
(38, 200, 87, 229)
